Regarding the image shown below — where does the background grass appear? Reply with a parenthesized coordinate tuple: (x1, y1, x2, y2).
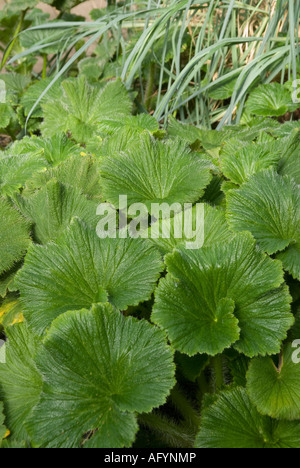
(4, 0, 300, 128)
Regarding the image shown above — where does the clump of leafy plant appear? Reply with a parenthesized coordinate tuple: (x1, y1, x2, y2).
(0, 71, 299, 448)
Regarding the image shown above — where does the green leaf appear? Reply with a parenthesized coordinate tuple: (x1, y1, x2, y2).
(0, 198, 31, 275)
(20, 77, 63, 118)
(227, 353, 250, 387)
(41, 77, 132, 143)
(278, 130, 300, 185)
(208, 77, 237, 100)
(227, 170, 300, 279)
(0, 439, 27, 448)
(14, 180, 99, 244)
(9, 134, 82, 166)
(195, 387, 300, 448)
(100, 135, 212, 212)
(0, 402, 7, 441)
(0, 322, 42, 441)
(247, 344, 300, 420)
(0, 73, 31, 98)
(0, 296, 24, 327)
(23, 154, 102, 200)
(99, 127, 143, 157)
(246, 83, 298, 117)
(152, 233, 293, 357)
(0, 269, 17, 298)
(167, 116, 202, 145)
(26, 304, 175, 448)
(0, 151, 48, 196)
(3, 0, 39, 12)
(148, 203, 234, 255)
(78, 57, 105, 82)
(20, 23, 69, 55)
(97, 114, 159, 136)
(277, 243, 300, 282)
(221, 141, 282, 185)
(0, 103, 14, 129)
(272, 121, 300, 138)
(16, 218, 163, 335)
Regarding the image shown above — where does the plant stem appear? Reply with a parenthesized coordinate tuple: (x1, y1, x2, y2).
(212, 355, 224, 391)
(1, 9, 27, 70)
(144, 62, 156, 110)
(196, 371, 211, 409)
(139, 412, 194, 448)
(170, 386, 200, 429)
(42, 55, 48, 79)
(277, 349, 284, 373)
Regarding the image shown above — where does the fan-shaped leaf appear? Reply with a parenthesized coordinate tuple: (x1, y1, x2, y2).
(227, 170, 300, 279)
(0, 269, 17, 298)
(0, 103, 14, 129)
(41, 77, 132, 142)
(221, 141, 282, 185)
(20, 24, 68, 55)
(148, 203, 234, 254)
(0, 296, 23, 327)
(97, 114, 159, 136)
(0, 322, 42, 441)
(14, 180, 98, 244)
(3, 0, 38, 12)
(9, 134, 81, 166)
(99, 127, 143, 157)
(247, 344, 300, 420)
(278, 130, 300, 185)
(0, 199, 31, 275)
(0, 73, 30, 98)
(16, 218, 163, 335)
(152, 233, 293, 357)
(20, 78, 63, 118)
(23, 155, 102, 200)
(246, 83, 298, 117)
(26, 304, 175, 448)
(0, 151, 48, 196)
(195, 387, 300, 448)
(100, 135, 212, 212)
(0, 402, 8, 441)
(167, 116, 202, 145)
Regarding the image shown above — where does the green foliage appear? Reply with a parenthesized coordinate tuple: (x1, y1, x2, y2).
(14, 180, 99, 244)
(0, 151, 48, 196)
(0, 2, 299, 448)
(16, 218, 163, 335)
(246, 83, 298, 117)
(0, 198, 31, 275)
(153, 233, 293, 357)
(9, 134, 81, 166)
(247, 344, 300, 420)
(0, 402, 8, 440)
(196, 387, 300, 448)
(23, 154, 102, 200)
(227, 170, 300, 280)
(0, 322, 42, 441)
(41, 77, 132, 142)
(26, 304, 175, 448)
(100, 135, 212, 211)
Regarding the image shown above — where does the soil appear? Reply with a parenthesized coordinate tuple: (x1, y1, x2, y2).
(0, 134, 12, 148)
